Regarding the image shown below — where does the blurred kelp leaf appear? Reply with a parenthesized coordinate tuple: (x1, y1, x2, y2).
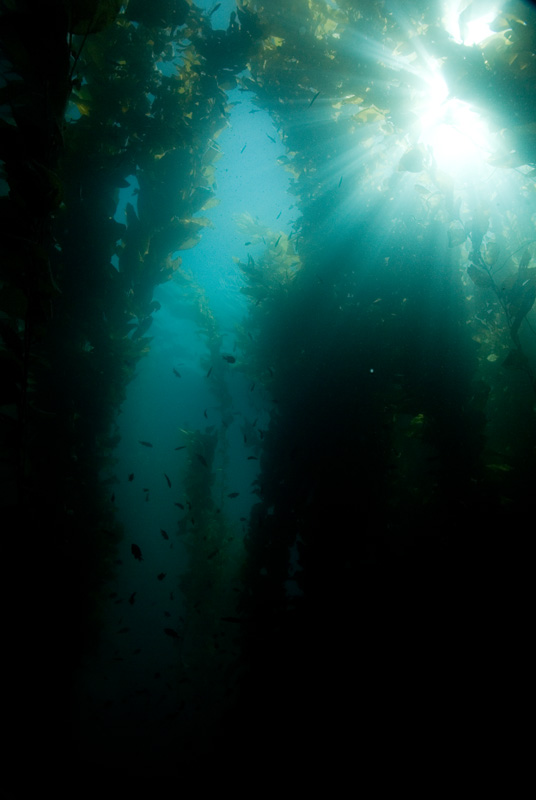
(65, 0, 123, 35)
(186, 216, 213, 230)
(503, 247, 536, 336)
(414, 183, 431, 196)
(188, 186, 220, 214)
(502, 348, 528, 370)
(467, 264, 494, 289)
(234, 211, 271, 244)
(490, 13, 523, 33)
(447, 221, 467, 248)
(131, 316, 153, 340)
(486, 147, 526, 169)
(510, 282, 536, 338)
(353, 105, 386, 126)
(153, 217, 213, 254)
(125, 0, 190, 28)
(519, 247, 532, 270)
(70, 85, 92, 116)
(398, 144, 429, 173)
(485, 460, 514, 473)
(199, 196, 220, 212)
(479, 3, 536, 166)
(482, 241, 500, 267)
(240, 285, 270, 303)
(177, 236, 202, 251)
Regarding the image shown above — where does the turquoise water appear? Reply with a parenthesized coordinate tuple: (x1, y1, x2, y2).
(1, 0, 534, 780)
(71, 57, 300, 772)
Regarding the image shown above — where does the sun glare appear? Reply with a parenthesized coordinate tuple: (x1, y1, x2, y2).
(417, 72, 494, 176)
(462, 10, 497, 45)
(443, 2, 498, 46)
(328, 2, 510, 200)
(406, 3, 504, 178)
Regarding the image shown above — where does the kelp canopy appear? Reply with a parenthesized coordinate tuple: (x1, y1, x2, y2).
(1, 0, 534, 776)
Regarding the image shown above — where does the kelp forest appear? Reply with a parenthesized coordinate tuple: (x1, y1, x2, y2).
(1, 0, 534, 779)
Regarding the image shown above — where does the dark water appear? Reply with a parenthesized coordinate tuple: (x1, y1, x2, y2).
(1, 0, 534, 782)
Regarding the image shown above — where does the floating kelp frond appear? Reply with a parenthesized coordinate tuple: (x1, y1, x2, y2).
(234, 211, 272, 243)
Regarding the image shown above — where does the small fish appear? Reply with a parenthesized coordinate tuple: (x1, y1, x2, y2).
(206, 366, 212, 378)
(207, 549, 219, 560)
(276, 210, 282, 219)
(274, 235, 281, 248)
(160, 529, 169, 540)
(266, 133, 276, 142)
(111, 493, 115, 503)
(131, 543, 143, 561)
(227, 492, 239, 498)
(222, 355, 236, 363)
(129, 592, 136, 605)
(308, 90, 320, 108)
(249, 109, 261, 114)
(174, 445, 186, 450)
(240, 143, 247, 153)
(250, 382, 255, 391)
(157, 572, 166, 581)
(247, 456, 258, 460)
(338, 175, 343, 187)
(128, 473, 134, 481)
(174, 502, 185, 510)
(164, 473, 171, 488)
(164, 628, 180, 639)
(204, 409, 208, 418)
(138, 440, 153, 447)
(209, 2, 221, 16)
(173, 368, 181, 378)
(197, 454, 208, 467)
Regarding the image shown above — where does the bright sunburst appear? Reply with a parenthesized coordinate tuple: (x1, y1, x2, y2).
(416, 70, 496, 177)
(345, 0, 509, 185)
(443, 1, 499, 46)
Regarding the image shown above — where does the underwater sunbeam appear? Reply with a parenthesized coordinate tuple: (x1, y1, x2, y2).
(342, 3, 506, 184)
(417, 3, 505, 174)
(417, 74, 494, 175)
(443, 1, 499, 46)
